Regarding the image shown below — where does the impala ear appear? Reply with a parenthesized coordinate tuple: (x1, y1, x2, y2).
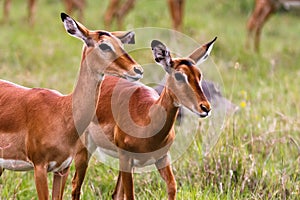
(188, 37, 217, 65)
(61, 12, 93, 46)
(111, 31, 135, 44)
(151, 40, 172, 73)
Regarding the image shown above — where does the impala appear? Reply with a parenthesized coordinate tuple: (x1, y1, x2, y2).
(104, 0, 185, 31)
(246, 0, 300, 52)
(63, 0, 86, 22)
(71, 37, 216, 200)
(0, 13, 143, 200)
(3, 0, 36, 25)
(2, 0, 85, 24)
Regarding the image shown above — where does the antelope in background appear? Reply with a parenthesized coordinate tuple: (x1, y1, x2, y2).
(2, 0, 86, 25)
(246, 0, 300, 52)
(2, 0, 36, 25)
(71, 37, 216, 200)
(0, 13, 143, 199)
(104, 0, 185, 31)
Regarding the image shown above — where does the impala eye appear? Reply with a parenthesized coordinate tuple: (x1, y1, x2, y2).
(99, 43, 113, 52)
(174, 72, 187, 83)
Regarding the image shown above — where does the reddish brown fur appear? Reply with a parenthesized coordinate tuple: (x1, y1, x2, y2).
(2, 0, 85, 25)
(246, 0, 300, 52)
(0, 13, 142, 200)
(71, 38, 216, 200)
(104, 0, 185, 31)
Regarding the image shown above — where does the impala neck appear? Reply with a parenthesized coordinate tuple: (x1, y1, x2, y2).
(71, 49, 103, 135)
(153, 86, 179, 140)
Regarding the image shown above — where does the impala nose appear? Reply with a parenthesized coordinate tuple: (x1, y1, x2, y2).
(200, 104, 210, 113)
(134, 66, 143, 75)
(199, 103, 211, 117)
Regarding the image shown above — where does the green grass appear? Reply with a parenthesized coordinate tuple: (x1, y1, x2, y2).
(1, 0, 300, 199)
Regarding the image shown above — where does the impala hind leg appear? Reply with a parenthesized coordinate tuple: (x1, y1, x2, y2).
(0, 167, 3, 176)
(34, 164, 49, 200)
(112, 171, 125, 200)
(52, 167, 70, 200)
(155, 155, 176, 200)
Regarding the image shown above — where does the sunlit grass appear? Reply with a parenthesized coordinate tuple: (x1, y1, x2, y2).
(0, 0, 300, 199)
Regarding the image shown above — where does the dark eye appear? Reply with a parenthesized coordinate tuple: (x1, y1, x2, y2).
(99, 43, 112, 52)
(174, 72, 187, 82)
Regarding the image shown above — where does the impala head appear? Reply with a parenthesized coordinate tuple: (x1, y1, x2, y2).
(151, 37, 217, 118)
(61, 13, 143, 81)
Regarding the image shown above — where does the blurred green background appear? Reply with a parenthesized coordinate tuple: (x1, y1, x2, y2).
(0, 0, 300, 199)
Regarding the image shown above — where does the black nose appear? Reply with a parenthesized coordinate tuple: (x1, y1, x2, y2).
(134, 66, 143, 75)
(200, 104, 210, 113)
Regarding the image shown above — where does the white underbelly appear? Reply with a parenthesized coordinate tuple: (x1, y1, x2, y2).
(0, 158, 33, 171)
(95, 147, 165, 168)
(0, 157, 73, 173)
(133, 157, 157, 167)
(48, 157, 73, 172)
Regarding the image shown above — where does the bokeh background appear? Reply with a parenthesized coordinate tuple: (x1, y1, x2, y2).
(0, 0, 299, 199)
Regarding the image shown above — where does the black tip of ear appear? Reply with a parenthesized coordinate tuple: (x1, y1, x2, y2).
(207, 37, 217, 46)
(151, 40, 163, 49)
(60, 13, 68, 22)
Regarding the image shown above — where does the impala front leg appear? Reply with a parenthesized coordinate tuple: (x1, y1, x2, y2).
(155, 155, 176, 200)
(52, 167, 70, 200)
(72, 142, 94, 200)
(119, 152, 134, 200)
(34, 164, 49, 200)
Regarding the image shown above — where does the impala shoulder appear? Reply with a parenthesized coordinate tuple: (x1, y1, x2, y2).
(30, 88, 63, 97)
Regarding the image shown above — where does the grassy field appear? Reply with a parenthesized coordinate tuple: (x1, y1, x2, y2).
(0, 0, 300, 199)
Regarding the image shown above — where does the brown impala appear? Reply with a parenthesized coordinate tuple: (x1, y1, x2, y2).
(71, 37, 216, 200)
(246, 0, 300, 52)
(0, 13, 143, 200)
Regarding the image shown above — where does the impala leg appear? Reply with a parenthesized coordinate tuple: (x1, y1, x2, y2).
(116, 0, 136, 30)
(104, 0, 121, 30)
(34, 164, 49, 200)
(246, 11, 256, 49)
(63, 0, 72, 14)
(0, 167, 4, 176)
(72, 134, 96, 200)
(168, 0, 185, 31)
(77, 0, 86, 22)
(247, 0, 275, 52)
(28, 0, 36, 26)
(72, 147, 92, 200)
(254, 11, 272, 52)
(52, 167, 70, 200)
(112, 171, 125, 200)
(155, 155, 176, 200)
(119, 153, 134, 200)
(3, 0, 11, 23)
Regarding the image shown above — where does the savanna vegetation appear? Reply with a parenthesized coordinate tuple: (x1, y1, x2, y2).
(0, 0, 299, 199)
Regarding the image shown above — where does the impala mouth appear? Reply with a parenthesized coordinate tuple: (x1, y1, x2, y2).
(104, 73, 142, 82)
(189, 107, 211, 118)
(199, 111, 211, 118)
(124, 73, 143, 82)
